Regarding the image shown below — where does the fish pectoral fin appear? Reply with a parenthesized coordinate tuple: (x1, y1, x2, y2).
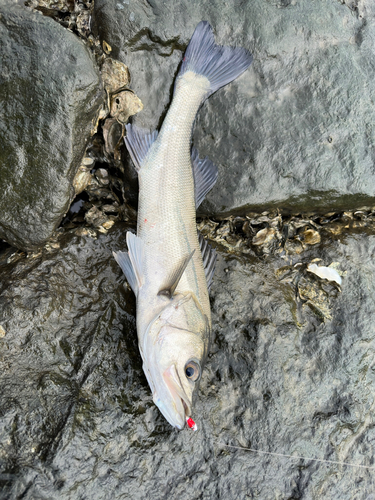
(113, 250, 139, 295)
(191, 148, 218, 208)
(113, 232, 145, 295)
(126, 231, 145, 293)
(198, 231, 217, 292)
(157, 250, 195, 299)
(124, 124, 158, 172)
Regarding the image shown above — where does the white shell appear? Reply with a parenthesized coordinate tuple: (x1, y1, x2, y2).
(307, 263, 342, 285)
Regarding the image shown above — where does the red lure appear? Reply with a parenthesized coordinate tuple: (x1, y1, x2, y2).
(186, 417, 197, 431)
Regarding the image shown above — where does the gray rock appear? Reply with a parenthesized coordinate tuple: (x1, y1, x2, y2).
(94, 0, 375, 215)
(0, 223, 374, 498)
(0, 1, 104, 250)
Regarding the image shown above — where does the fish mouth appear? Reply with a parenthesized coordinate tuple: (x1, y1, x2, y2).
(156, 364, 191, 429)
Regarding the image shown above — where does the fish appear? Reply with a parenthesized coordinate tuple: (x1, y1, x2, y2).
(113, 21, 253, 429)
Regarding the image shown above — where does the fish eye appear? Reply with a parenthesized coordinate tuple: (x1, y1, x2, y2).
(185, 360, 200, 382)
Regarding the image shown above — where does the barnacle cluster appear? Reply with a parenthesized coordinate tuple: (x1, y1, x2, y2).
(197, 208, 375, 257)
(25, 0, 93, 37)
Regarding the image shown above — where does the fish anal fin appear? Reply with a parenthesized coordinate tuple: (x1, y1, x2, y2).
(158, 250, 195, 299)
(198, 232, 217, 291)
(191, 148, 218, 208)
(124, 124, 158, 172)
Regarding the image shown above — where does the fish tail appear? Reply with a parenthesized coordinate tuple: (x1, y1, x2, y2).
(177, 21, 253, 98)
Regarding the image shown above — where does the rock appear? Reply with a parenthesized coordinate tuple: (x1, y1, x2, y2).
(0, 224, 137, 499)
(93, 0, 375, 215)
(0, 1, 104, 250)
(1, 222, 374, 498)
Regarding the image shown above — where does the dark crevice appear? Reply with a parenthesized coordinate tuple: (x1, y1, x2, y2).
(125, 27, 186, 56)
(0, 239, 11, 253)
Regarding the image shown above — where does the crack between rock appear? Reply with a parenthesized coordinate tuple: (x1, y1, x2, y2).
(126, 27, 185, 57)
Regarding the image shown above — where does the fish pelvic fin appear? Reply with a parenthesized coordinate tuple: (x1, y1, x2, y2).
(158, 250, 195, 299)
(177, 21, 253, 98)
(198, 232, 217, 292)
(191, 148, 218, 208)
(113, 231, 145, 295)
(124, 124, 158, 172)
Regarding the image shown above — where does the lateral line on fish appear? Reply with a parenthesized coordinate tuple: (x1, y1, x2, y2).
(221, 444, 375, 471)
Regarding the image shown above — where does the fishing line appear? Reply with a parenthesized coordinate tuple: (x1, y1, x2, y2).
(221, 444, 375, 471)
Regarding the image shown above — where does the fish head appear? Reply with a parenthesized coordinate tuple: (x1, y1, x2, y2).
(142, 292, 210, 430)
(150, 326, 205, 429)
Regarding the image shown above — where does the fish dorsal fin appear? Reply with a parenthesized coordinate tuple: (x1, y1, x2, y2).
(158, 250, 195, 299)
(124, 123, 158, 172)
(191, 148, 218, 208)
(113, 231, 145, 296)
(198, 232, 216, 291)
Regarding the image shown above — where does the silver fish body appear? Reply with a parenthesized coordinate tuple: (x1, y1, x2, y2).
(114, 21, 252, 429)
(136, 72, 212, 345)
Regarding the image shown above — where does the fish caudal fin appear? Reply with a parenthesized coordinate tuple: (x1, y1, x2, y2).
(178, 21, 253, 98)
(124, 124, 158, 172)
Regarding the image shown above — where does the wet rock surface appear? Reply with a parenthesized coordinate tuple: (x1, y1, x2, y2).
(0, 0, 103, 250)
(1, 1, 375, 499)
(1, 219, 375, 498)
(94, 0, 375, 215)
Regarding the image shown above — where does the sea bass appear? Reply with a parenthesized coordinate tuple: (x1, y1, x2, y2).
(113, 21, 252, 429)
